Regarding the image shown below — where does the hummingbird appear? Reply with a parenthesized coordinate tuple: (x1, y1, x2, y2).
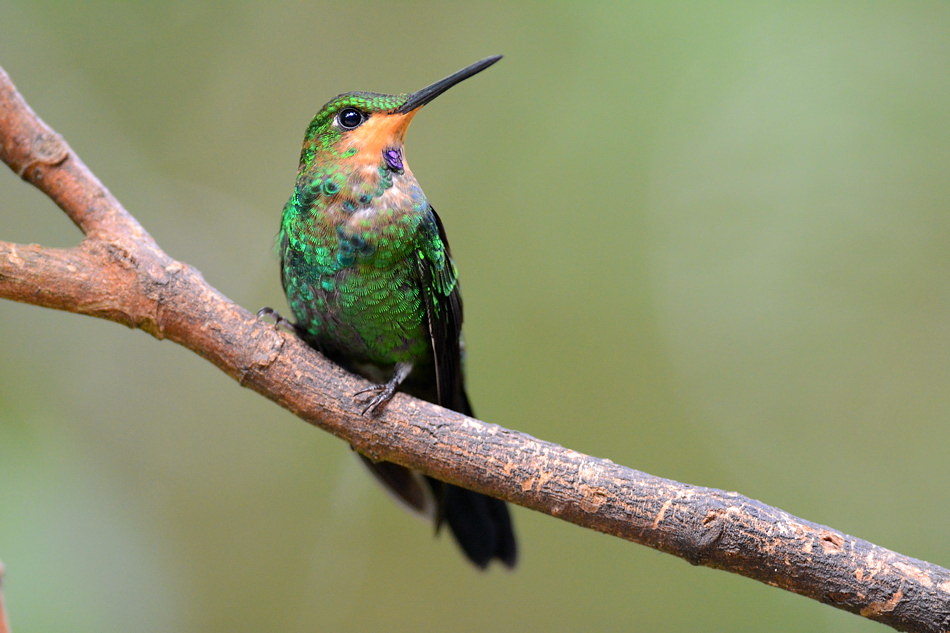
(266, 55, 516, 568)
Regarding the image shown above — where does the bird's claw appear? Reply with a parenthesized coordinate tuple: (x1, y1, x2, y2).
(257, 306, 296, 332)
(354, 363, 410, 415)
(354, 384, 396, 416)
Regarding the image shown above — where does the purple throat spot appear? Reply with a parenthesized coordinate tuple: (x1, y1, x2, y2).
(384, 147, 404, 172)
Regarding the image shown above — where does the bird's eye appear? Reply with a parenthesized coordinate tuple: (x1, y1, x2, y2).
(337, 108, 365, 130)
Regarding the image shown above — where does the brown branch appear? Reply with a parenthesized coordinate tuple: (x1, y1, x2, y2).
(2, 64, 949, 633)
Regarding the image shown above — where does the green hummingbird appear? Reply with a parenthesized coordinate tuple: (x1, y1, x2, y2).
(265, 55, 516, 568)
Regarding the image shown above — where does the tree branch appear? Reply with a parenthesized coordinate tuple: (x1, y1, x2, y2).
(2, 64, 948, 633)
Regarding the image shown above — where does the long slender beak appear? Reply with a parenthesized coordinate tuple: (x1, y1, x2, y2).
(394, 55, 502, 114)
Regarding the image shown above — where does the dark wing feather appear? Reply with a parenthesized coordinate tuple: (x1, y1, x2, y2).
(417, 205, 471, 415)
(416, 205, 517, 568)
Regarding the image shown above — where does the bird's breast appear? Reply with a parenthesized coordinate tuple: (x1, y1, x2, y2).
(331, 167, 428, 269)
(281, 161, 434, 365)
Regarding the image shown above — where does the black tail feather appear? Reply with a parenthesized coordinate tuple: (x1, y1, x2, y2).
(438, 481, 517, 569)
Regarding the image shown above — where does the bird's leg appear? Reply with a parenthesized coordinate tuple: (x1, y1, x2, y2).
(257, 306, 299, 334)
(355, 362, 413, 416)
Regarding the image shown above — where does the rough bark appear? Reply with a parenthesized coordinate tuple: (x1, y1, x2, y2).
(1, 64, 948, 632)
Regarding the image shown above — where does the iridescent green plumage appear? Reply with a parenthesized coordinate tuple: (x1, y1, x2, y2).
(272, 56, 515, 568)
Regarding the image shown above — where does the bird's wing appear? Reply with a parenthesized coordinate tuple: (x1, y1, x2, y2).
(415, 207, 518, 568)
(416, 205, 472, 416)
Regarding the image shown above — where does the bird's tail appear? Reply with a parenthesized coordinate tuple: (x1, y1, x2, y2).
(437, 481, 518, 569)
(360, 454, 517, 568)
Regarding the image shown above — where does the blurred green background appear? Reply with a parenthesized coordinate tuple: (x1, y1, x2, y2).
(2, 2, 948, 631)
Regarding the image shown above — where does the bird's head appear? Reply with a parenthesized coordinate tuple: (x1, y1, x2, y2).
(297, 55, 502, 174)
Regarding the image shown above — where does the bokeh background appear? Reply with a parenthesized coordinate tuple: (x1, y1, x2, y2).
(2, 2, 948, 631)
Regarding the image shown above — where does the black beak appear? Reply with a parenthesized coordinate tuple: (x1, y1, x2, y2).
(394, 55, 502, 114)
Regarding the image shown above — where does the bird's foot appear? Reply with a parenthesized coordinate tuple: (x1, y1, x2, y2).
(257, 306, 297, 333)
(353, 361, 413, 416)
(354, 383, 396, 416)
